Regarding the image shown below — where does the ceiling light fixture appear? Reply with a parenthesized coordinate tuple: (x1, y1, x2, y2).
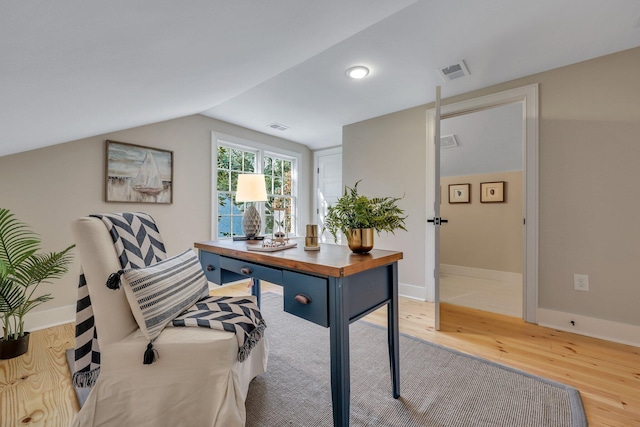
(346, 66, 370, 79)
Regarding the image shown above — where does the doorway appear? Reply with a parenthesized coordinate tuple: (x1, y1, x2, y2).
(426, 84, 539, 327)
(313, 147, 342, 244)
(439, 102, 524, 318)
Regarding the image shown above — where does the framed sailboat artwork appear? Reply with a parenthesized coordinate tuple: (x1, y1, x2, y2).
(105, 140, 173, 203)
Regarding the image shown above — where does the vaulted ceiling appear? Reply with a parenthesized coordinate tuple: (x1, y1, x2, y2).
(2, 0, 639, 157)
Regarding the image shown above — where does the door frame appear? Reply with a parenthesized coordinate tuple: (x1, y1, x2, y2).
(426, 84, 539, 323)
(313, 146, 343, 234)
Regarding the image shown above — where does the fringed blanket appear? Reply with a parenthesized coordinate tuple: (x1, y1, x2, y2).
(73, 213, 265, 388)
(74, 212, 167, 387)
(171, 295, 265, 362)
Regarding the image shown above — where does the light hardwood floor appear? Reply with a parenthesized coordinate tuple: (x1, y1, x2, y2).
(1, 282, 638, 426)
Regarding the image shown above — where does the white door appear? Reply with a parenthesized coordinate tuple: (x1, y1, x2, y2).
(426, 87, 443, 329)
(314, 147, 342, 244)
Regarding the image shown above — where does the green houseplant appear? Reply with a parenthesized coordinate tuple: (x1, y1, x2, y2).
(324, 180, 407, 253)
(0, 208, 74, 359)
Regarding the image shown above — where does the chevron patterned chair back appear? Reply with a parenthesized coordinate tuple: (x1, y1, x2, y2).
(70, 214, 267, 427)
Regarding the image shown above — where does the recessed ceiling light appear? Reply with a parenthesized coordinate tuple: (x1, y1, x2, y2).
(346, 66, 370, 79)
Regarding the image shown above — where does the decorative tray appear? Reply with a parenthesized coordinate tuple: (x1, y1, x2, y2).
(246, 242, 298, 252)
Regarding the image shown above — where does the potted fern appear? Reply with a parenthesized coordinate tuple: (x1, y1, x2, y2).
(0, 208, 74, 359)
(323, 180, 407, 253)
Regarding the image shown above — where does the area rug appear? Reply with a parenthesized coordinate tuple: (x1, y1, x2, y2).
(69, 292, 587, 426)
(246, 293, 586, 427)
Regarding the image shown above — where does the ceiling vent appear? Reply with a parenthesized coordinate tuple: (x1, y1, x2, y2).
(440, 134, 458, 149)
(437, 60, 470, 81)
(268, 122, 290, 131)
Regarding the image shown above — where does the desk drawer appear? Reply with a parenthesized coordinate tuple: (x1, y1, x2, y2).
(283, 271, 328, 327)
(199, 251, 245, 285)
(220, 257, 283, 284)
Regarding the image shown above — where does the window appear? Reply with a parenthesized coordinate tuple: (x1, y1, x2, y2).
(263, 154, 295, 237)
(216, 144, 258, 239)
(214, 136, 298, 240)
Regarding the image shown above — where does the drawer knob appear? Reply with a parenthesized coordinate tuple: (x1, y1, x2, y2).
(240, 267, 253, 275)
(206, 265, 215, 271)
(294, 294, 312, 305)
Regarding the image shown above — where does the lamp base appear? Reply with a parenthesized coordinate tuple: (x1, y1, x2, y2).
(241, 203, 262, 239)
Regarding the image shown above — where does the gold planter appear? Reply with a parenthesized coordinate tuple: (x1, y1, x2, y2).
(347, 228, 374, 254)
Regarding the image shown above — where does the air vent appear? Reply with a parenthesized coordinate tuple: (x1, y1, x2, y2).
(437, 60, 470, 81)
(268, 123, 290, 131)
(440, 134, 458, 149)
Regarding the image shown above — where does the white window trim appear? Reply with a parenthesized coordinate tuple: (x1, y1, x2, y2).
(211, 131, 302, 240)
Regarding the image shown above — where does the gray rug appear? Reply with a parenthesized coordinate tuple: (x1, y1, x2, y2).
(69, 293, 587, 426)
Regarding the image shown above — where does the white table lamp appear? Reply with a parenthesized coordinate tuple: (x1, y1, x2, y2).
(235, 173, 268, 240)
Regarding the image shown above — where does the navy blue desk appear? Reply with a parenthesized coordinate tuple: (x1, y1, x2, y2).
(195, 239, 402, 427)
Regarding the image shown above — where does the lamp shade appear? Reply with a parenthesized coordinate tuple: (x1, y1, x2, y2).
(236, 174, 268, 202)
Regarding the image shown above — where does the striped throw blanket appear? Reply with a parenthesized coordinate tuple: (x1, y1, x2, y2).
(172, 295, 265, 363)
(73, 213, 265, 387)
(74, 212, 167, 387)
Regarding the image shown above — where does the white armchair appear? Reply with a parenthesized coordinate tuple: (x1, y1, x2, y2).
(71, 216, 267, 427)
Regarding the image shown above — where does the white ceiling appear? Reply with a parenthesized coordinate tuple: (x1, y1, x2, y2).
(2, 1, 640, 157)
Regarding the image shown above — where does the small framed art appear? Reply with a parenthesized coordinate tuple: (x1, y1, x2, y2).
(449, 184, 470, 204)
(106, 140, 173, 204)
(480, 181, 505, 203)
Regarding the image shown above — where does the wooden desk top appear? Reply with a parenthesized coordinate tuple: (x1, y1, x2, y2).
(195, 238, 403, 278)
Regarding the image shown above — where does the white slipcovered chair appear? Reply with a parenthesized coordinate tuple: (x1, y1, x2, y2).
(71, 216, 267, 427)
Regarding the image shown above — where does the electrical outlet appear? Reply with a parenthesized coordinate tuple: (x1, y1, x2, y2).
(574, 274, 589, 291)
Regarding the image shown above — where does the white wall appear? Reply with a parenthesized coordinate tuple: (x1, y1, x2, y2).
(440, 102, 523, 177)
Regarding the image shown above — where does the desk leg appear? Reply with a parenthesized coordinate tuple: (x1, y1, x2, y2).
(388, 262, 400, 398)
(251, 277, 261, 307)
(328, 276, 350, 427)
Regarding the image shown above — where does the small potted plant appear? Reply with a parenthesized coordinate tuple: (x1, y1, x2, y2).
(323, 180, 407, 253)
(0, 208, 74, 359)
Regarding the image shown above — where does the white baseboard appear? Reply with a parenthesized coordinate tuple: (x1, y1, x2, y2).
(537, 308, 640, 348)
(399, 282, 428, 301)
(440, 264, 522, 286)
(23, 304, 76, 332)
(19, 290, 639, 350)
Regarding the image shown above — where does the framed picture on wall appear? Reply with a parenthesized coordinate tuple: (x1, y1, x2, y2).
(105, 140, 173, 204)
(480, 181, 505, 203)
(449, 183, 471, 204)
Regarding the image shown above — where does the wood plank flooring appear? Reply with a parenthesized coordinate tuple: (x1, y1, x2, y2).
(1, 282, 638, 426)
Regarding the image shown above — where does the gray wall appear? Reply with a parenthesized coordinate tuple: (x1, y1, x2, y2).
(0, 114, 313, 319)
(343, 46, 640, 327)
(343, 105, 427, 291)
(440, 171, 523, 274)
